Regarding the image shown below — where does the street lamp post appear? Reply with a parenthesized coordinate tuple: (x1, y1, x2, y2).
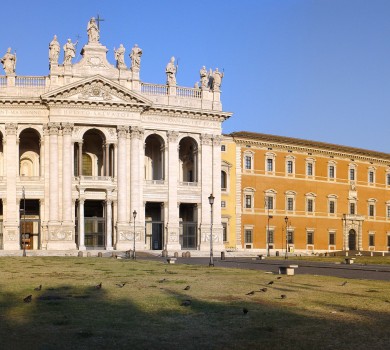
(132, 210, 137, 260)
(208, 194, 215, 267)
(265, 199, 273, 257)
(22, 186, 26, 257)
(284, 216, 288, 260)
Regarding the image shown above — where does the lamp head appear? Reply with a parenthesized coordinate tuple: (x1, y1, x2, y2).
(284, 216, 288, 224)
(133, 210, 137, 219)
(208, 194, 215, 205)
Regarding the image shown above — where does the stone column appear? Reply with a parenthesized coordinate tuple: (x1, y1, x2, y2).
(78, 142, 83, 176)
(166, 131, 181, 251)
(106, 198, 113, 250)
(211, 135, 224, 252)
(3, 123, 19, 249)
(130, 126, 144, 250)
(115, 126, 129, 250)
(62, 123, 73, 225)
(78, 196, 86, 250)
(48, 123, 60, 223)
(199, 133, 213, 251)
(105, 143, 110, 176)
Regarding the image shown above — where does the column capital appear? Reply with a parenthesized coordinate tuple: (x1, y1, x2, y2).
(130, 126, 144, 139)
(117, 125, 128, 138)
(62, 122, 74, 135)
(200, 133, 212, 145)
(5, 123, 17, 135)
(167, 130, 179, 143)
(48, 122, 61, 135)
(212, 135, 222, 146)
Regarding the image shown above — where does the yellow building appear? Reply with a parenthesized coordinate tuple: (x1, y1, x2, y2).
(222, 131, 390, 254)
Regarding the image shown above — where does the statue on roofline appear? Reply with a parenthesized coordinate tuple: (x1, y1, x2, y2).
(130, 44, 142, 71)
(63, 39, 78, 65)
(114, 44, 127, 69)
(87, 17, 99, 43)
(49, 35, 60, 65)
(1, 47, 16, 75)
(166, 56, 177, 86)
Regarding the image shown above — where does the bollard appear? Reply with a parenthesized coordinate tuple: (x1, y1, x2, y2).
(87, 252, 91, 257)
(78, 251, 83, 257)
(182, 252, 186, 257)
(221, 251, 225, 260)
(185, 251, 191, 258)
(98, 252, 103, 257)
(275, 251, 279, 257)
(162, 250, 167, 257)
(174, 252, 179, 258)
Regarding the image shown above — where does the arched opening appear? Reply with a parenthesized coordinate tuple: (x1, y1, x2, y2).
(144, 134, 165, 181)
(348, 229, 356, 251)
(19, 128, 41, 177)
(79, 129, 106, 177)
(179, 137, 198, 183)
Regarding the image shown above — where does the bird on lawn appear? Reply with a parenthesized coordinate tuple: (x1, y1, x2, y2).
(23, 295, 32, 303)
(281, 294, 287, 299)
(246, 291, 255, 295)
(341, 281, 348, 286)
(181, 299, 191, 307)
(260, 288, 268, 292)
(267, 281, 274, 285)
(184, 285, 190, 290)
(34, 285, 42, 291)
(95, 282, 102, 289)
(243, 307, 249, 315)
(116, 282, 127, 288)
(277, 276, 282, 280)
(158, 278, 166, 283)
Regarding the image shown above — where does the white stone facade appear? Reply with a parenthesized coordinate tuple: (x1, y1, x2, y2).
(0, 20, 231, 252)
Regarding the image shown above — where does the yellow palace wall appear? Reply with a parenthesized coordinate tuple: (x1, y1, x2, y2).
(227, 132, 390, 253)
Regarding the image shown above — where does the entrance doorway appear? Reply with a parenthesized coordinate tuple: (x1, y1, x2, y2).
(179, 203, 197, 249)
(348, 229, 356, 250)
(145, 202, 164, 250)
(19, 199, 40, 250)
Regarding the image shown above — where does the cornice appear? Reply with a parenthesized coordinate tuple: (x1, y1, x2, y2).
(0, 98, 44, 107)
(231, 132, 390, 165)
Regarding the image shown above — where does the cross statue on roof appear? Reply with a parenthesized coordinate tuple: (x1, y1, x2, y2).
(96, 14, 105, 30)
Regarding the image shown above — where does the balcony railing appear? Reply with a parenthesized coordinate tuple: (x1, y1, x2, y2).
(15, 76, 46, 87)
(145, 179, 166, 185)
(141, 83, 168, 96)
(179, 181, 198, 186)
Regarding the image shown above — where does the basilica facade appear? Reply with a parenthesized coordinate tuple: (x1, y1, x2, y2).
(0, 19, 231, 252)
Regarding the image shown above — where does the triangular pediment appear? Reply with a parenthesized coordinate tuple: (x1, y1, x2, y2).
(41, 75, 152, 107)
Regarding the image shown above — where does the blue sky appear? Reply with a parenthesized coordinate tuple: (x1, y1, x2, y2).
(2, 0, 390, 152)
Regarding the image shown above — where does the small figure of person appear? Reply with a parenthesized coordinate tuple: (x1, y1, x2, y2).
(200, 65, 208, 90)
(212, 68, 224, 92)
(87, 17, 99, 43)
(49, 35, 60, 65)
(130, 44, 142, 70)
(114, 44, 126, 69)
(63, 39, 77, 65)
(1, 48, 16, 75)
(166, 56, 177, 86)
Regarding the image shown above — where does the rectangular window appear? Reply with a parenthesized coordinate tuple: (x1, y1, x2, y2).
(222, 222, 227, 242)
(369, 171, 374, 184)
(245, 229, 253, 243)
(329, 166, 335, 179)
(268, 229, 274, 244)
(387, 235, 390, 247)
(221, 145, 226, 152)
(245, 156, 252, 170)
(387, 174, 390, 186)
(387, 206, 390, 218)
(307, 199, 313, 212)
(267, 158, 273, 172)
(329, 200, 335, 214)
(307, 231, 314, 245)
(245, 195, 252, 209)
(350, 202, 355, 215)
(369, 204, 375, 217)
(350, 168, 355, 181)
(307, 163, 313, 176)
(287, 198, 294, 211)
(267, 196, 273, 210)
(221, 201, 226, 208)
(369, 234, 375, 246)
(329, 232, 335, 245)
(287, 230, 294, 244)
(287, 161, 293, 174)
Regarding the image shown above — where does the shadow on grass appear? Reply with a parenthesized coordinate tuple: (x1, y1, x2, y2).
(0, 271, 389, 349)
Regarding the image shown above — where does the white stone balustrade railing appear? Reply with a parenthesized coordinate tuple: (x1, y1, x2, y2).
(176, 86, 202, 99)
(18, 176, 42, 181)
(141, 83, 168, 95)
(79, 176, 113, 181)
(15, 76, 46, 87)
(179, 181, 198, 186)
(0, 77, 6, 87)
(145, 179, 166, 185)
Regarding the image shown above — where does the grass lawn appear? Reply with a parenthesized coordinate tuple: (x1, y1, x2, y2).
(0, 256, 389, 350)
